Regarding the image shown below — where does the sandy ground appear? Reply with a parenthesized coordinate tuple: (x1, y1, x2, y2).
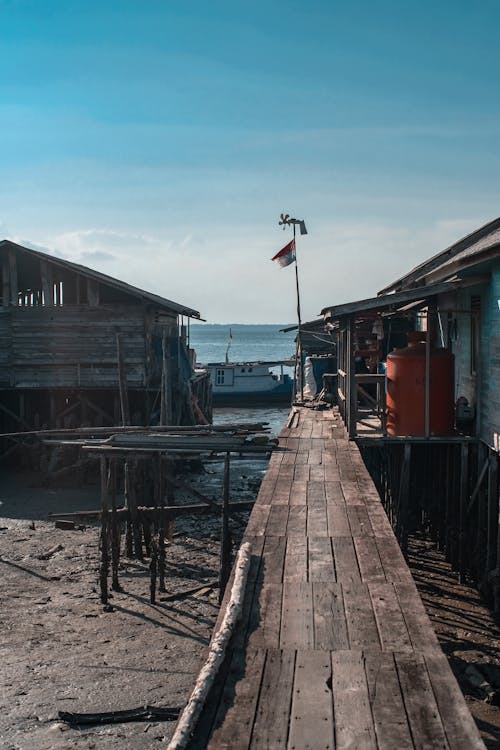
(1, 462, 500, 749)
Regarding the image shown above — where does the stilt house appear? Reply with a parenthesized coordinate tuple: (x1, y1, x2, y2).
(309, 218, 500, 607)
(0, 239, 211, 434)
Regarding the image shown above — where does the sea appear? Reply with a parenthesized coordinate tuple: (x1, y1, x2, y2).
(190, 323, 296, 436)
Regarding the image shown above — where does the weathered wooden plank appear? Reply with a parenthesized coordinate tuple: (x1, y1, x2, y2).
(326, 503, 351, 537)
(424, 652, 486, 749)
(343, 584, 381, 650)
(289, 479, 308, 503)
(308, 536, 334, 582)
(324, 480, 344, 504)
(307, 480, 326, 508)
(340, 479, 364, 505)
(288, 650, 334, 750)
(245, 505, 271, 536)
(312, 582, 349, 650)
(395, 653, 448, 750)
(347, 505, 374, 537)
(323, 462, 341, 481)
(247, 583, 283, 649)
(307, 505, 328, 537)
(331, 650, 376, 749)
(375, 535, 414, 583)
(284, 536, 308, 582)
(258, 536, 286, 583)
(395, 582, 441, 651)
(250, 649, 295, 749)
(287, 505, 307, 536)
(280, 582, 314, 649)
(368, 582, 412, 652)
(273, 478, 293, 505)
(309, 464, 326, 482)
(364, 652, 414, 749)
(331, 537, 361, 583)
(209, 648, 266, 749)
(353, 536, 386, 583)
(266, 505, 289, 536)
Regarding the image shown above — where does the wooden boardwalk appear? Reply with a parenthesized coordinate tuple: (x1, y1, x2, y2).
(191, 407, 485, 749)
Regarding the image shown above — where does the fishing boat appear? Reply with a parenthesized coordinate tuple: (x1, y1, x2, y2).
(205, 360, 294, 405)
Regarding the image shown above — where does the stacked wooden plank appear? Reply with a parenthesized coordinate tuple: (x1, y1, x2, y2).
(190, 406, 485, 749)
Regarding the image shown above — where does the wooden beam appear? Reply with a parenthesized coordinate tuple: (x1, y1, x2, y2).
(116, 334, 130, 426)
(9, 248, 18, 306)
(2, 252, 9, 307)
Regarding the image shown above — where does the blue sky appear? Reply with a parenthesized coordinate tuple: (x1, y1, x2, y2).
(1, 0, 499, 322)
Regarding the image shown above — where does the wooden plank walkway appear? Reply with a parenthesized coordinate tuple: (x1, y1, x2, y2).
(191, 407, 485, 749)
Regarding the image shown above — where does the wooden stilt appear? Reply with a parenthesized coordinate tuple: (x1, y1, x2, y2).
(219, 452, 232, 604)
(110, 458, 121, 592)
(99, 456, 110, 606)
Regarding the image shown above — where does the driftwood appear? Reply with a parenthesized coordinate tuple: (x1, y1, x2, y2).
(37, 544, 63, 560)
(159, 582, 216, 602)
(167, 542, 251, 750)
(59, 705, 180, 726)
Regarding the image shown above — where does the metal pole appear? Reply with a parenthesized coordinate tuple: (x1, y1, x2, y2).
(293, 223, 304, 401)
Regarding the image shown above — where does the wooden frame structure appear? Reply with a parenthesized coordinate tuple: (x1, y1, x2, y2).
(0, 240, 211, 451)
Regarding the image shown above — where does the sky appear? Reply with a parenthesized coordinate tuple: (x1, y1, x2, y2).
(0, 0, 499, 323)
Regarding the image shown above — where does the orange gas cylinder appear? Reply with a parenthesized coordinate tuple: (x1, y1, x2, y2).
(386, 333, 454, 436)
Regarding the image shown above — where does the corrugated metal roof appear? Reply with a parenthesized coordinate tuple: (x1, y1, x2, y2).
(0, 239, 201, 318)
(321, 276, 487, 319)
(378, 216, 500, 295)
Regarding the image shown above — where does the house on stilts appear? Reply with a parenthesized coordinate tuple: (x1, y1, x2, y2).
(0, 239, 211, 439)
(299, 217, 500, 610)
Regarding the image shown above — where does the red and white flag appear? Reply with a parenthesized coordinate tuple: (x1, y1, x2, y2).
(271, 238, 296, 268)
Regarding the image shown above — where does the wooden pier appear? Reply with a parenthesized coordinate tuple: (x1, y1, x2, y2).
(190, 406, 485, 749)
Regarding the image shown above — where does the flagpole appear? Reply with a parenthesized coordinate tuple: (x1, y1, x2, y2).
(293, 223, 304, 401)
(275, 213, 307, 403)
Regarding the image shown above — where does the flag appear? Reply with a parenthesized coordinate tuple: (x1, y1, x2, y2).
(271, 238, 296, 268)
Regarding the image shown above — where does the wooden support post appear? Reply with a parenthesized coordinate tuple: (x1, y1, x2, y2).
(424, 309, 431, 438)
(40, 260, 54, 307)
(160, 332, 172, 426)
(99, 456, 110, 606)
(110, 459, 121, 592)
(2, 252, 9, 307)
(150, 456, 159, 606)
(458, 441, 469, 584)
(347, 315, 356, 439)
(124, 461, 134, 558)
(116, 334, 130, 426)
(486, 452, 499, 583)
(397, 443, 411, 556)
(9, 248, 18, 306)
(218, 452, 232, 603)
(156, 452, 166, 593)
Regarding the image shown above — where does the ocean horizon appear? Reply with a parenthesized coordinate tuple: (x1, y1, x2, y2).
(189, 323, 297, 365)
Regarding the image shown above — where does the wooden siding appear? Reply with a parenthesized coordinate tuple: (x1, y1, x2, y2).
(481, 265, 500, 447)
(0, 305, 155, 389)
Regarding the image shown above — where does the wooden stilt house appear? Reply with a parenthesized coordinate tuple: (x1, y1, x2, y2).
(0, 239, 211, 435)
(312, 217, 500, 607)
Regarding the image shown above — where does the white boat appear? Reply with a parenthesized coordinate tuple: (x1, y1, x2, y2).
(205, 360, 294, 405)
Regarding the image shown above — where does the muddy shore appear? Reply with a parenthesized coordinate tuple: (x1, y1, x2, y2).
(1, 462, 499, 748)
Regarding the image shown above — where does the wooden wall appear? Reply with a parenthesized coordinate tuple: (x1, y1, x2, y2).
(0, 305, 176, 389)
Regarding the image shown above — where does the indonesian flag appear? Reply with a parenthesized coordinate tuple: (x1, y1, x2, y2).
(271, 238, 296, 268)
